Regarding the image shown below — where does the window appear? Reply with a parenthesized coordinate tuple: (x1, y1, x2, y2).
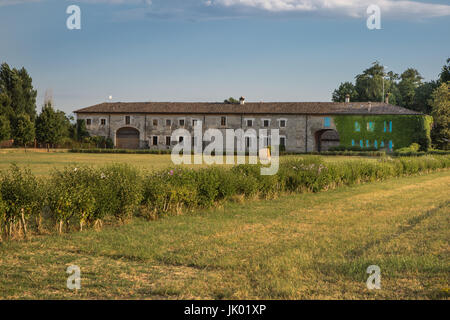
(280, 136, 286, 146)
(179, 119, 185, 126)
(246, 119, 253, 127)
(279, 119, 287, 128)
(125, 116, 131, 125)
(384, 121, 387, 132)
(86, 119, 92, 126)
(153, 119, 158, 126)
(355, 121, 361, 132)
(374, 140, 378, 149)
(360, 140, 363, 148)
(262, 119, 270, 127)
(324, 117, 331, 128)
(100, 118, 106, 126)
(179, 136, 184, 143)
(165, 136, 171, 146)
(384, 121, 392, 133)
(166, 119, 172, 127)
(381, 141, 385, 148)
(192, 119, 199, 126)
(261, 136, 270, 147)
(351, 139, 355, 146)
(245, 137, 251, 148)
(366, 140, 370, 147)
(367, 122, 374, 132)
(221, 116, 227, 126)
(389, 121, 393, 133)
(152, 136, 158, 146)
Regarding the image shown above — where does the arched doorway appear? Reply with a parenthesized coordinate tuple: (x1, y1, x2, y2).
(314, 129, 340, 152)
(116, 127, 140, 149)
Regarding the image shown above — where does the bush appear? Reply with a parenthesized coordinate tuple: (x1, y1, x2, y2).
(0, 165, 43, 238)
(47, 166, 96, 233)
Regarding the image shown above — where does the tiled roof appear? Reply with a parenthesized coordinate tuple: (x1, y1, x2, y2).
(74, 102, 422, 115)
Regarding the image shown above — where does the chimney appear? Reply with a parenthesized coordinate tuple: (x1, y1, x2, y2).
(239, 96, 245, 105)
(385, 93, 389, 104)
(345, 94, 350, 103)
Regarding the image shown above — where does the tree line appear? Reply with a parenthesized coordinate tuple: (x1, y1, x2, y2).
(0, 62, 94, 148)
(332, 59, 450, 150)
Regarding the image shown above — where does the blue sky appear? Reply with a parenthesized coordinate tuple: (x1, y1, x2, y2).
(0, 0, 449, 115)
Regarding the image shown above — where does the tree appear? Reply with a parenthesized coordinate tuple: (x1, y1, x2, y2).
(397, 68, 423, 109)
(332, 82, 358, 102)
(440, 58, 450, 83)
(0, 115, 11, 141)
(430, 82, 450, 150)
(35, 103, 70, 147)
(411, 81, 439, 114)
(224, 97, 239, 104)
(12, 114, 35, 147)
(0, 63, 37, 123)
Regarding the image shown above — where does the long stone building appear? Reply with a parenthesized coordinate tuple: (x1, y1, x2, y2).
(74, 97, 428, 152)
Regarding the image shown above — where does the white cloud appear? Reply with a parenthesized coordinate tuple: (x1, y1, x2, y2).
(211, 0, 450, 18)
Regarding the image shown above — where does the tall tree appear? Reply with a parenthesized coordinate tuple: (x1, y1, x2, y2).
(354, 62, 394, 102)
(332, 82, 358, 102)
(0, 115, 11, 141)
(430, 82, 450, 150)
(397, 68, 423, 109)
(35, 103, 70, 146)
(0, 63, 37, 122)
(440, 58, 450, 83)
(411, 80, 439, 114)
(11, 113, 35, 147)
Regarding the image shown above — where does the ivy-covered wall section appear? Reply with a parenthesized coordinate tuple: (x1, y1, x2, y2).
(333, 115, 432, 151)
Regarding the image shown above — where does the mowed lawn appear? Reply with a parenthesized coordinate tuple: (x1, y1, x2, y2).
(0, 171, 448, 299)
(0, 149, 377, 176)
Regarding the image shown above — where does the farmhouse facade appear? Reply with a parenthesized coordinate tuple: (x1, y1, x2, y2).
(74, 97, 428, 152)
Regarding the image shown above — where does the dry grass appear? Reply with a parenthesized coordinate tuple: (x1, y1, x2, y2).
(0, 170, 448, 299)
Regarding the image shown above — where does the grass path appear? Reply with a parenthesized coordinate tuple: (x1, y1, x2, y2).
(0, 171, 449, 299)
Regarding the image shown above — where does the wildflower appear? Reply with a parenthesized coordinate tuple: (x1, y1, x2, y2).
(100, 173, 106, 179)
(169, 170, 174, 176)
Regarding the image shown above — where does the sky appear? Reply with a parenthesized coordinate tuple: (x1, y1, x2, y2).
(0, 0, 449, 115)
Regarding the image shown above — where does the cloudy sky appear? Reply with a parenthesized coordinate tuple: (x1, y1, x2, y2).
(0, 0, 449, 114)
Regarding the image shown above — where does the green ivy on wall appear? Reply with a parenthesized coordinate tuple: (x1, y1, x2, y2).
(332, 115, 432, 151)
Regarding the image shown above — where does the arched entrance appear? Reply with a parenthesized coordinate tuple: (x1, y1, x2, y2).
(314, 129, 340, 152)
(116, 127, 140, 149)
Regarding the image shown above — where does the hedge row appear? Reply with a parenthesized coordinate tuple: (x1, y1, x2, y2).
(70, 148, 172, 154)
(1, 155, 449, 240)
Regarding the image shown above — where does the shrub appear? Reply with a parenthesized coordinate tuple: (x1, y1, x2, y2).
(0, 165, 42, 238)
(95, 164, 143, 222)
(47, 166, 96, 233)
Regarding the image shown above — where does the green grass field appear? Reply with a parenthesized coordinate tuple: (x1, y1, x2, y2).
(0, 170, 448, 299)
(0, 149, 377, 176)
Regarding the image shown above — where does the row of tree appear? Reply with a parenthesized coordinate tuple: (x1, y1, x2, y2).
(332, 59, 450, 149)
(0, 62, 90, 148)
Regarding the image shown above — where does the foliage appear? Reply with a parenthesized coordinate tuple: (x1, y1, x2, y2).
(0, 115, 11, 141)
(440, 58, 450, 83)
(35, 103, 71, 146)
(332, 82, 358, 102)
(430, 82, 450, 150)
(11, 113, 35, 147)
(0, 165, 42, 238)
(224, 97, 239, 104)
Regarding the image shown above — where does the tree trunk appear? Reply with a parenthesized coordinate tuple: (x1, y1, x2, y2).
(59, 220, 63, 234)
(20, 209, 28, 239)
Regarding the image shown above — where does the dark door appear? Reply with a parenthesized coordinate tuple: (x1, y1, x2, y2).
(116, 127, 140, 149)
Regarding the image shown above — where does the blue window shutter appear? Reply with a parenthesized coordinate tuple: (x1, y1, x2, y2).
(360, 140, 363, 147)
(381, 141, 384, 147)
(389, 140, 393, 150)
(355, 121, 360, 132)
(351, 139, 355, 146)
(374, 140, 378, 149)
(389, 121, 393, 132)
(324, 117, 331, 128)
(384, 121, 387, 132)
(366, 140, 369, 147)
